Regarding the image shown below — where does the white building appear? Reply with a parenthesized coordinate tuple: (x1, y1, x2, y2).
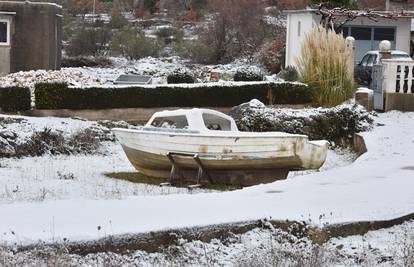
(285, 9, 413, 67)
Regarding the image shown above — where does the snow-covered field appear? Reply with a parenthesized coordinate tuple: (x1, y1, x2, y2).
(1, 111, 414, 266)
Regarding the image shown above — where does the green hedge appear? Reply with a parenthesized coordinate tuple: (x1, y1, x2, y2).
(0, 86, 31, 112)
(34, 82, 312, 110)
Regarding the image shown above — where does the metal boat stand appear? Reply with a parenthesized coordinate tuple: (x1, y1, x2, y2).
(159, 152, 213, 189)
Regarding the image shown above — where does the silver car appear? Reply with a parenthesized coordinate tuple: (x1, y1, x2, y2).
(355, 50, 412, 86)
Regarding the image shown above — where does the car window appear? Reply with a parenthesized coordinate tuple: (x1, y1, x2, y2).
(367, 55, 376, 66)
(391, 54, 410, 60)
(360, 55, 370, 66)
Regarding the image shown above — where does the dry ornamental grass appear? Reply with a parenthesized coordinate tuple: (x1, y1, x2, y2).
(296, 26, 355, 107)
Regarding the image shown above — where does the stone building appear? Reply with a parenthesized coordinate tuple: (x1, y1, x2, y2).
(0, 0, 62, 75)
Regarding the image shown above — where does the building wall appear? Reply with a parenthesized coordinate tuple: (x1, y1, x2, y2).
(0, 1, 62, 74)
(285, 11, 412, 67)
(346, 17, 411, 54)
(285, 11, 318, 67)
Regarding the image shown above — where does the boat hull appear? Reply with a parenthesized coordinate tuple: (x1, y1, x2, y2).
(121, 145, 291, 185)
(113, 129, 328, 186)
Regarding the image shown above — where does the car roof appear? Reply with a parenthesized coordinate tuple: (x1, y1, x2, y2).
(365, 50, 409, 55)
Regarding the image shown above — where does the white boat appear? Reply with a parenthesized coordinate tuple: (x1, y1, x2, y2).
(112, 108, 328, 186)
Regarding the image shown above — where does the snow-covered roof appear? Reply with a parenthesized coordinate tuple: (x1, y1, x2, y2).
(284, 9, 414, 19)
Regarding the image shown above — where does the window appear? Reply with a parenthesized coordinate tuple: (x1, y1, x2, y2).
(391, 53, 410, 60)
(338, 26, 350, 36)
(151, 116, 189, 129)
(374, 28, 395, 41)
(351, 27, 371, 40)
(360, 55, 370, 66)
(202, 113, 231, 131)
(0, 21, 8, 44)
(367, 55, 376, 66)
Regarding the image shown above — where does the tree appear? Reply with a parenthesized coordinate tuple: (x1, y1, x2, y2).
(190, 0, 267, 64)
(66, 0, 102, 16)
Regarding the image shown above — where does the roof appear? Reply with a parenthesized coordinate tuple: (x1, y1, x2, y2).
(152, 108, 233, 121)
(283, 9, 414, 19)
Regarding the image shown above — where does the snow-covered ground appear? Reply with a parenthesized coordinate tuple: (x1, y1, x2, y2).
(0, 111, 413, 247)
(1, 111, 414, 266)
(1, 220, 413, 266)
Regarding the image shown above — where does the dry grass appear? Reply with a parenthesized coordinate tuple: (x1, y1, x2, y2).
(105, 172, 242, 191)
(296, 26, 355, 107)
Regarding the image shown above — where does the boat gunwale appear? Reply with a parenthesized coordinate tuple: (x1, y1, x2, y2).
(112, 127, 309, 139)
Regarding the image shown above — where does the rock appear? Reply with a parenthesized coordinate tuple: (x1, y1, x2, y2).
(0, 136, 16, 157)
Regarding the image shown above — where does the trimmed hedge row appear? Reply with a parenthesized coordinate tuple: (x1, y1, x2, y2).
(0, 86, 31, 112)
(34, 82, 313, 110)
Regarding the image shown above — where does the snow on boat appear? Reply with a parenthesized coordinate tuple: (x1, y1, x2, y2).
(112, 109, 328, 186)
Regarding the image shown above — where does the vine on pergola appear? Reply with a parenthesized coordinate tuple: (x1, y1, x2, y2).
(316, 4, 407, 32)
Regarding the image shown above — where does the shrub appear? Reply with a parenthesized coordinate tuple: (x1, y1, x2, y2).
(167, 69, 195, 84)
(111, 27, 160, 59)
(61, 56, 112, 68)
(230, 100, 374, 147)
(258, 39, 285, 74)
(13, 127, 104, 158)
(34, 82, 312, 110)
(234, 67, 264, 82)
(278, 66, 299, 82)
(66, 26, 111, 57)
(35, 83, 67, 110)
(186, 40, 217, 64)
(0, 87, 31, 112)
(296, 26, 355, 107)
(155, 27, 184, 45)
(108, 15, 129, 29)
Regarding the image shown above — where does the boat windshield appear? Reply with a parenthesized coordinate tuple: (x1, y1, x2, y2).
(150, 116, 189, 129)
(202, 113, 232, 131)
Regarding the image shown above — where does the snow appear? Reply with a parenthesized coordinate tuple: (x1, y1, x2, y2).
(0, 57, 273, 91)
(0, 115, 210, 205)
(0, 111, 413, 246)
(2, 220, 413, 266)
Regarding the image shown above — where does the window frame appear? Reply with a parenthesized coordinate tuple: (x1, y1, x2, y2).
(0, 19, 10, 46)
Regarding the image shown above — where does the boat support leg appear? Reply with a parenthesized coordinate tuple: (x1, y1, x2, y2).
(160, 152, 186, 187)
(160, 152, 213, 189)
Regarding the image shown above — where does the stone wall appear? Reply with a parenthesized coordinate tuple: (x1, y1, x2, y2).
(0, 1, 62, 73)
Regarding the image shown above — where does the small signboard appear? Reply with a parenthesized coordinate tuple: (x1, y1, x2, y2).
(114, 74, 153, 85)
(209, 71, 218, 82)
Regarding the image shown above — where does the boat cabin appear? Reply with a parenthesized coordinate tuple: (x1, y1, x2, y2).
(146, 109, 239, 132)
